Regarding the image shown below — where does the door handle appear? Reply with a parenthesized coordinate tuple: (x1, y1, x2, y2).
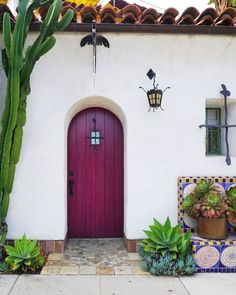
(68, 179, 74, 196)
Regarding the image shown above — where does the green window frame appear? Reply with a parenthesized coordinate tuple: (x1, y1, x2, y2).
(206, 108, 221, 155)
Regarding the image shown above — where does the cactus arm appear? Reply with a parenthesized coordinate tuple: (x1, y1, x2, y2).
(0, 69, 20, 188)
(2, 13, 11, 59)
(0, 193, 9, 221)
(57, 9, 74, 32)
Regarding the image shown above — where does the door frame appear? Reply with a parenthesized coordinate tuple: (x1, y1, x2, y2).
(65, 96, 127, 238)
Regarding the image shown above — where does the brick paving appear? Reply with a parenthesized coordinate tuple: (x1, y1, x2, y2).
(41, 238, 148, 275)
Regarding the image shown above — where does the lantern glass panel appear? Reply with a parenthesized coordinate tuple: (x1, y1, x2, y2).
(91, 131, 100, 145)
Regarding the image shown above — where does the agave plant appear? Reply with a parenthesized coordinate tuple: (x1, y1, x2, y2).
(140, 217, 192, 259)
(4, 234, 45, 272)
(226, 187, 236, 225)
(196, 192, 227, 219)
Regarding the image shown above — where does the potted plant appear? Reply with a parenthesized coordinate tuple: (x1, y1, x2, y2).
(183, 180, 228, 240)
(226, 186, 236, 226)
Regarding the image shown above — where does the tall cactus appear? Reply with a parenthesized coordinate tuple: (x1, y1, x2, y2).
(0, 0, 74, 246)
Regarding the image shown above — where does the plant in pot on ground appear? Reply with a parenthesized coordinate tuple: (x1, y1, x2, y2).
(139, 217, 195, 276)
(183, 180, 228, 239)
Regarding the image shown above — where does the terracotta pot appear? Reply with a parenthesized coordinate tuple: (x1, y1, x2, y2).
(198, 216, 227, 240)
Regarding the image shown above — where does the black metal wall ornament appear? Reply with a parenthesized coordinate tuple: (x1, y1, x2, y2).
(139, 69, 170, 112)
(80, 20, 110, 76)
(199, 84, 236, 166)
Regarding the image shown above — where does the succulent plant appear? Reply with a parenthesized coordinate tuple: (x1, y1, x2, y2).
(0, 0, 74, 245)
(4, 234, 45, 272)
(196, 192, 227, 219)
(183, 179, 227, 220)
(195, 180, 215, 197)
(226, 187, 236, 225)
(139, 217, 192, 259)
(0, 261, 9, 273)
(140, 253, 195, 276)
(183, 193, 198, 218)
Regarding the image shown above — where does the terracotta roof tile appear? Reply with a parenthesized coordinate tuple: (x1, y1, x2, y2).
(215, 7, 236, 26)
(139, 8, 161, 24)
(80, 6, 97, 22)
(176, 7, 200, 25)
(195, 8, 218, 26)
(158, 8, 178, 25)
(122, 4, 141, 23)
(100, 7, 117, 23)
(1, 2, 236, 30)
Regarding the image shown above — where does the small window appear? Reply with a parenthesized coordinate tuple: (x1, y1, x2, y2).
(206, 108, 221, 155)
(91, 131, 100, 145)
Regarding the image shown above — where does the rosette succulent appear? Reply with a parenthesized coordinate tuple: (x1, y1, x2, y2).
(195, 180, 215, 197)
(183, 193, 198, 218)
(183, 180, 227, 219)
(226, 187, 236, 225)
(196, 192, 227, 219)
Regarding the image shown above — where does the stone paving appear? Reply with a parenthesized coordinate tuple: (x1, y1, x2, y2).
(41, 238, 148, 275)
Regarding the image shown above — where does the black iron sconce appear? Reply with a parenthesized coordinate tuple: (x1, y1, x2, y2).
(139, 69, 170, 112)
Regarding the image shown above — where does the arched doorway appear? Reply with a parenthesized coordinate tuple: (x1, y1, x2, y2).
(67, 107, 124, 238)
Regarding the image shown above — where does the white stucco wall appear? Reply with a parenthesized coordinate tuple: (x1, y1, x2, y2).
(0, 31, 236, 240)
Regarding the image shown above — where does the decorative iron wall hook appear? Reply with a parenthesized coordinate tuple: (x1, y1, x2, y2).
(199, 84, 236, 166)
(80, 20, 110, 76)
(139, 69, 170, 112)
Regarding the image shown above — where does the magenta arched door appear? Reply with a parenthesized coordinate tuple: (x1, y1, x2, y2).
(67, 108, 124, 238)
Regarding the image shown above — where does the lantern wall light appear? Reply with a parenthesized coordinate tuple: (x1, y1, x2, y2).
(139, 69, 170, 112)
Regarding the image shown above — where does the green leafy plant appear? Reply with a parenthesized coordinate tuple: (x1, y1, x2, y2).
(0, 261, 9, 273)
(139, 217, 195, 276)
(183, 193, 198, 218)
(195, 179, 215, 197)
(196, 192, 228, 218)
(140, 217, 192, 259)
(140, 253, 195, 276)
(226, 187, 236, 225)
(0, 0, 73, 246)
(184, 180, 227, 219)
(4, 234, 45, 272)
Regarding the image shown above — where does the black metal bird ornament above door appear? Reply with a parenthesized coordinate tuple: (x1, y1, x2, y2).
(80, 20, 110, 83)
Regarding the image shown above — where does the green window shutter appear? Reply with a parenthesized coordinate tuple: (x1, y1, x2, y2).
(206, 108, 221, 155)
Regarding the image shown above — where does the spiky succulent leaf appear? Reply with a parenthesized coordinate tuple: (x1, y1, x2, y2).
(4, 234, 45, 272)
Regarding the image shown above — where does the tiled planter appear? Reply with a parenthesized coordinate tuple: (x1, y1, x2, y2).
(178, 176, 236, 272)
(192, 235, 236, 272)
